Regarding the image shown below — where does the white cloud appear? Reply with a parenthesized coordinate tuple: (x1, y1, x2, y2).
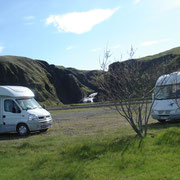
(23, 16, 35, 25)
(152, 0, 180, 11)
(91, 48, 102, 52)
(164, 0, 180, 9)
(140, 40, 159, 47)
(91, 44, 121, 53)
(140, 38, 171, 47)
(46, 7, 119, 34)
(66, 46, 73, 50)
(25, 22, 35, 25)
(24, 16, 35, 21)
(133, 0, 142, 4)
(0, 46, 4, 53)
(111, 45, 121, 49)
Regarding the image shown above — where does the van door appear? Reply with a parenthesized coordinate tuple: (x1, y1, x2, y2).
(0, 97, 3, 133)
(2, 98, 22, 132)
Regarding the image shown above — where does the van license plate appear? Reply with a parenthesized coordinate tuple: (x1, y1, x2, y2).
(41, 125, 48, 128)
(160, 116, 167, 120)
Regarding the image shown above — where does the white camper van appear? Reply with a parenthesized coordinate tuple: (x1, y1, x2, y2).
(0, 86, 52, 135)
(152, 72, 180, 122)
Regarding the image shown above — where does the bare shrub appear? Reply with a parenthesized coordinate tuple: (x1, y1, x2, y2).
(98, 47, 168, 137)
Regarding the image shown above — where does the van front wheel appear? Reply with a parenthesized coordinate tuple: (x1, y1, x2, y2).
(157, 119, 166, 123)
(17, 124, 29, 136)
(40, 128, 48, 133)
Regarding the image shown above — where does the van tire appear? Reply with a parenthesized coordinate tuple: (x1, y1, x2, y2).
(17, 123, 30, 136)
(40, 128, 48, 133)
(157, 119, 166, 123)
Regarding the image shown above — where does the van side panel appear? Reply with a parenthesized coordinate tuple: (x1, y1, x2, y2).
(0, 97, 2, 133)
(0, 97, 2, 125)
(0, 97, 6, 133)
(2, 97, 25, 133)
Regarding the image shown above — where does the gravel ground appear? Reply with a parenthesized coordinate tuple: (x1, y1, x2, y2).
(52, 107, 116, 121)
(51, 107, 157, 136)
(0, 106, 158, 139)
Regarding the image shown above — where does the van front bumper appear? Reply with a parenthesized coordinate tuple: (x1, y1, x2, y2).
(39, 120, 53, 130)
(152, 113, 180, 121)
(28, 119, 53, 131)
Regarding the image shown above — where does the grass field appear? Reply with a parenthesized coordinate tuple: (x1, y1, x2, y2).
(1, 107, 180, 180)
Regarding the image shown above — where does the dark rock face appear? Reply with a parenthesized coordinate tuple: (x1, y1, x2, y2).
(0, 56, 100, 105)
(36, 60, 100, 104)
(37, 62, 82, 104)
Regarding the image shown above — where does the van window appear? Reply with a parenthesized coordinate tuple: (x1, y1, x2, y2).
(4, 100, 21, 113)
(16, 98, 41, 110)
(155, 83, 180, 100)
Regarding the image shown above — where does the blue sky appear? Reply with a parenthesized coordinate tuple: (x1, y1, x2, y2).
(0, 0, 180, 70)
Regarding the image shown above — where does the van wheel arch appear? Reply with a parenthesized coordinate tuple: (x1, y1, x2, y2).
(16, 123, 30, 136)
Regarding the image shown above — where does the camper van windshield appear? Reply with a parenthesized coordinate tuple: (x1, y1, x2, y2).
(16, 98, 42, 110)
(155, 84, 180, 100)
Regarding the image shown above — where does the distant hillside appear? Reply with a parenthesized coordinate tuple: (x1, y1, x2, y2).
(0, 56, 101, 105)
(139, 46, 180, 61)
(110, 46, 180, 72)
(0, 46, 180, 105)
(104, 46, 180, 100)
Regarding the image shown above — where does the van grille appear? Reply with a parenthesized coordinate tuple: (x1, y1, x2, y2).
(158, 110, 171, 115)
(38, 116, 44, 119)
(158, 110, 164, 114)
(38, 115, 51, 120)
(165, 110, 171, 115)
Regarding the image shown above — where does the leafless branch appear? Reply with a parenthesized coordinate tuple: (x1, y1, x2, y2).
(98, 46, 170, 137)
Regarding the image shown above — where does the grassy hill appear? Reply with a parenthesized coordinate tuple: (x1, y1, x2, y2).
(139, 46, 180, 61)
(110, 46, 180, 70)
(0, 56, 101, 105)
(0, 56, 57, 104)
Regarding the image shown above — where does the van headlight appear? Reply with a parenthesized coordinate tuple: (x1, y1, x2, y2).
(176, 108, 180, 113)
(28, 114, 38, 121)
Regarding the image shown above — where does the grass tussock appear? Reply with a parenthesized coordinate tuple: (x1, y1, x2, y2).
(155, 128, 180, 146)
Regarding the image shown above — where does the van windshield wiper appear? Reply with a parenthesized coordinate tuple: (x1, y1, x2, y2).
(26, 107, 38, 110)
(25, 107, 32, 110)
